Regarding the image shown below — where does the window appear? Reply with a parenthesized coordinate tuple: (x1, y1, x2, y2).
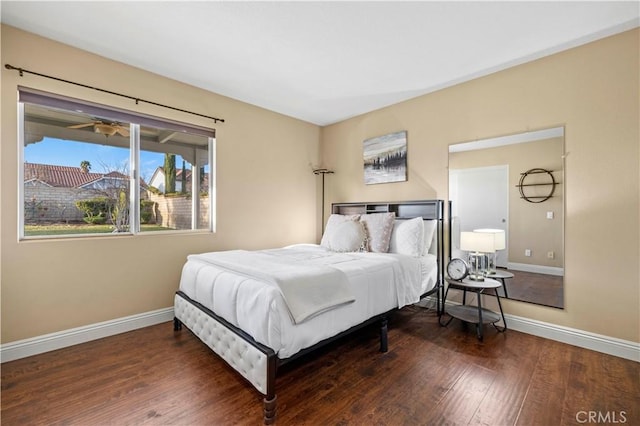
(139, 123, 211, 232)
(19, 89, 215, 239)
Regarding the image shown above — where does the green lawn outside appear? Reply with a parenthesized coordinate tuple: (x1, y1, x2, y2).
(24, 223, 174, 236)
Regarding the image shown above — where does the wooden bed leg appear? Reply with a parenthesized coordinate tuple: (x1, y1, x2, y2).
(173, 317, 182, 331)
(380, 317, 388, 353)
(263, 395, 277, 425)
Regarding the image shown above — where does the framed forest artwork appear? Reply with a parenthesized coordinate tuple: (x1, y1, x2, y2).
(363, 130, 408, 185)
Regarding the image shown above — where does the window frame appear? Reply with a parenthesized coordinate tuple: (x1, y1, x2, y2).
(18, 88, 216, 240)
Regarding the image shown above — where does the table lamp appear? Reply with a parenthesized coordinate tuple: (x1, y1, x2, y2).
(460, 231, 495, 281)
(473, 228, 506, 275)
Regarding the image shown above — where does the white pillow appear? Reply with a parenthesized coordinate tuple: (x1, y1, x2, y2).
(389, 217, 424, 257)
(360, 212, 396, 253)
(327, 221, 366, 252)
(422, 219, 438, 256)
(321, 214, 360, 248)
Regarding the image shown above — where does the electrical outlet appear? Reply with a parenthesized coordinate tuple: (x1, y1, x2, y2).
(547, 251, 555, 259)
(525, 249, 532, 257)
(546, 211, 554, 219)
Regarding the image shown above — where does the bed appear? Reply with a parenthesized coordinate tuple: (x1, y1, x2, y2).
(173, 200, 445, 423)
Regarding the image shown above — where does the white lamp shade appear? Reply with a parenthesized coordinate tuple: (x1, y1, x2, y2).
(460, 231, 495, 253)
(474, 228, 506, 250)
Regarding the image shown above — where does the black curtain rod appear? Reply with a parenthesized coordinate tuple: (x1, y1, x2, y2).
(4, 64, 225, 124)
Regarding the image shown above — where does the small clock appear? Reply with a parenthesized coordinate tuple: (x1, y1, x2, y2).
(447, 258, 469, 281)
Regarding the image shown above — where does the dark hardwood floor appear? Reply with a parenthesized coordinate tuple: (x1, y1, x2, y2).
(2, 306, 638, 425)
(504, 270, 564, 308)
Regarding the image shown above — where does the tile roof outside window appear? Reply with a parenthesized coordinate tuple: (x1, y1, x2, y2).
(24, 163, 134, 189)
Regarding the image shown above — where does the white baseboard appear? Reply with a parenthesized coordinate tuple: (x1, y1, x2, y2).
(424, 296, 639, 362)
(508, 262, 564, 276)
(2, 303, 638, 364)
(504, 313, 639, 362)
(0, 307, 174, 363)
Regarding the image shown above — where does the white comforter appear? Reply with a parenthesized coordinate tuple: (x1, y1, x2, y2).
(178, 244, 436, 358)
(188, 248, 357, 324)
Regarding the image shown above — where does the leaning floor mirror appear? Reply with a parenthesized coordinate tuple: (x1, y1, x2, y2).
(448, 127, 564, 308)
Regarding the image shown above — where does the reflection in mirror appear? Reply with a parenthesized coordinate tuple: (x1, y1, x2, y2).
(448, 127, 564, 308)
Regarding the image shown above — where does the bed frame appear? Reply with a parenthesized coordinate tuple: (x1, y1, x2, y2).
(173, 199, 445, 424)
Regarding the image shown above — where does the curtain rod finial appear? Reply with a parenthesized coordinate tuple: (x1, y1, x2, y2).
(5, 64, 23, 76)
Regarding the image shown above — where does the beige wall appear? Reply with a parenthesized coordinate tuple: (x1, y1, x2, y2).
(2, 25, 638, 347)
(322, 29, 639, 343)
(1, 25, 321, 343)
(449, 137, 564, 268)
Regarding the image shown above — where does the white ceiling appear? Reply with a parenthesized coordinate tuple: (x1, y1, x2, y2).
(1, 1, 638, 126)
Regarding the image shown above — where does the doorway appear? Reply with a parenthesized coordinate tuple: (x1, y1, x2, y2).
(449, 165, 509, 267)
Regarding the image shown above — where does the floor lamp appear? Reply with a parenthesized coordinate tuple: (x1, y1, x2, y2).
(313, 168, 334, 230)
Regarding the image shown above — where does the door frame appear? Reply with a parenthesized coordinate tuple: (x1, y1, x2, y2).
(449, 165, 509, 267)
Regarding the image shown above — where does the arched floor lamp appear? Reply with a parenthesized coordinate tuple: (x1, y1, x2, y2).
(313, 168, 334, 230)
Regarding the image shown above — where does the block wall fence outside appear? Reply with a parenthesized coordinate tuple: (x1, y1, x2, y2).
(148, 193, 209, 230)
(23, 185, 209, 230)
(24, 184, 101, 222)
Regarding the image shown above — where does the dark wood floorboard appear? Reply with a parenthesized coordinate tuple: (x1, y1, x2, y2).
(503, 270, 564, 309)
(2, 306, 638, 425)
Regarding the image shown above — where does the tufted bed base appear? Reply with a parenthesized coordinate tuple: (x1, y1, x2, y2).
(173, 290, 397, 424)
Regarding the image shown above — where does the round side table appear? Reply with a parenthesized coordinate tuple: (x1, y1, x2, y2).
(440, 277, 507, 340)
